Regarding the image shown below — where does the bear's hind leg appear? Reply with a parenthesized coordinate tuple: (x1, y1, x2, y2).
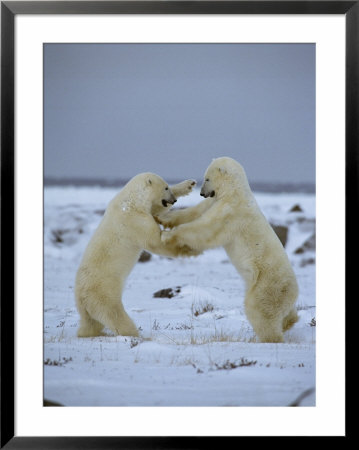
(250, 315, 284, 343)
(282, 308, 299, 332)
(77, 308, 104, 337)
(245, 296, 284, 343)
(88, 302, 139, 337)
(256, 324, 284, 343)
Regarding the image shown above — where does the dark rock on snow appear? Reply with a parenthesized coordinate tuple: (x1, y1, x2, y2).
(289, 204, 303, 213)
(153, 287, 181, 299)
(270, 224, 288, 247)
(300, 257, 316, 267)
(138, 251, 152, 262)
(294, 233, 316, 254)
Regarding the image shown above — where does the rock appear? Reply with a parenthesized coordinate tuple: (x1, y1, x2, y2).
(294, 233, 316, 254)
(138, 251, 152, 262)
(50, 228, 82, 246)
(295, 217, 316, 233)
(294, 247, 304, 254)
(289, 204, 303, 212)
(153, 286, 181, 298)
(295, 217, 315, 224)
(300, 257, 316, 267)
(305, 233, 316, 250)
(270, 224, 288, 247)
(51, 229, 64, 244)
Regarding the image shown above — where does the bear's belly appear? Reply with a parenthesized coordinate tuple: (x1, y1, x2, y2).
(224, 239, 255, 286)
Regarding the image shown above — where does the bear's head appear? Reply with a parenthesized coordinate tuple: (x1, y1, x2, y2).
(200, 157, 249, 199)
(129, 172, 177, 210)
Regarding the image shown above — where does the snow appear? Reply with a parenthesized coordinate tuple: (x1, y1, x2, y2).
(44, 186, 316, 407)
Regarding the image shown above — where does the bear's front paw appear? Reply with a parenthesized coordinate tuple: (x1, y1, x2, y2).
(185, 179, 197, 192)
(161, 230, 183, 250)
(155, 216, 174, 229)
(161, 230, 176, 245)
(161, 231, 200, 257)
(174, 179, 197, 197)
(154, 216, 163, 225)
(178, 244, 202, 257)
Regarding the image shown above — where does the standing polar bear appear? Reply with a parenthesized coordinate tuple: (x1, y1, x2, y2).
(75, 173, 197, 338)
(160, 157, 299, 343)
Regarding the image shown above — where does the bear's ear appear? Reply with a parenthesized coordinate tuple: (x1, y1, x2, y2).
(147, 179, 152, 185)
(218, 167, 227, 174)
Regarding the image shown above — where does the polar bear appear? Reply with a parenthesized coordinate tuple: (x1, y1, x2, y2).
(75, 173, 197, 338)
(161, 157, 299, 343)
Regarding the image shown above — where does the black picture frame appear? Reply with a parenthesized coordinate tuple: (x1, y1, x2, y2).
(1, 1, 355, 447)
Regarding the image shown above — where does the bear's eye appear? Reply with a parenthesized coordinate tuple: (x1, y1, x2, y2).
(165, 187, 169, 190)
(205, 178, 209, 182)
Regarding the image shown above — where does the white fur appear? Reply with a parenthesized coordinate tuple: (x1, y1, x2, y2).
(161, 157, 299, 343)
(75, 173, 197, 337)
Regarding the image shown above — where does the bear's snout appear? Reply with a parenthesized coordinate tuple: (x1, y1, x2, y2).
(200, 189, 215, 198)
(162, 198, 177, 207)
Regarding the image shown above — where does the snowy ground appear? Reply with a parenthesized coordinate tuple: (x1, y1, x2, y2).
(44, 186, 316, 407)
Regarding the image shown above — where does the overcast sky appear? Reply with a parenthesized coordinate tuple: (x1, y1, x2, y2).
(44, 43, 315, 184)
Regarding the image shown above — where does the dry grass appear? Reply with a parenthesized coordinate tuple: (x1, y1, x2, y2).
(188, 330, 256, 345)
(191, 301, 214, 317)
